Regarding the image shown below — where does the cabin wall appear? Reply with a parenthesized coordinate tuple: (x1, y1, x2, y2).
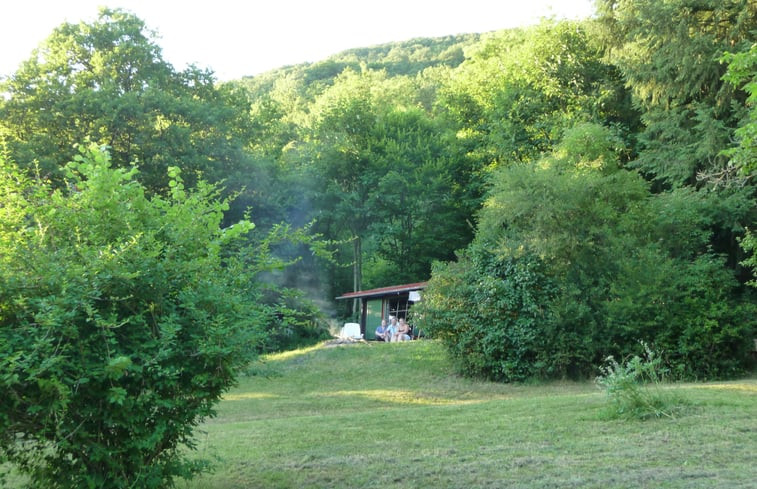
(364, 298, 384, 339)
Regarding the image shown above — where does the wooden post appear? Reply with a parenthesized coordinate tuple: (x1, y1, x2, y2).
(360, 298, 368, 338)
(352, 237, 362, 316)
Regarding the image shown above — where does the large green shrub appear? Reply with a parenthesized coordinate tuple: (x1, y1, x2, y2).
(420, 124, 756, 381)
(0, 146, 262, 488)
(605, 249, 756, 379)
(415, 244, 557, 382)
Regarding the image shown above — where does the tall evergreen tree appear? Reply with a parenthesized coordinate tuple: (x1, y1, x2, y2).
(595, 0, 757, 186)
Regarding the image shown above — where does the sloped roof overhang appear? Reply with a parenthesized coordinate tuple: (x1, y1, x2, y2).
(335, 282, 428, 301)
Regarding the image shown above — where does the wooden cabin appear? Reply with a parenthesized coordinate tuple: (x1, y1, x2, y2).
(335, 282, 427, 339)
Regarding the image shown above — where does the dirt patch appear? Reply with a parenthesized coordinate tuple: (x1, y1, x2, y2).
(322, 337, 370, 348)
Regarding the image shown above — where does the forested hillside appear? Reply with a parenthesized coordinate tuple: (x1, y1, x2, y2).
(240, 33, 479, 94)
(2, 1, 756, 375)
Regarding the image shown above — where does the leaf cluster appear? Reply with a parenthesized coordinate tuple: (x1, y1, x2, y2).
(595, 0, 757, 186)
(0, 8, 254, 194)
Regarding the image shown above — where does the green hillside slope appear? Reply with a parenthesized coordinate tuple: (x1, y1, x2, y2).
(238, 33, 481, 97)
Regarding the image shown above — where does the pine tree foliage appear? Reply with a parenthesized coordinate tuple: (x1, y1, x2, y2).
(596, 0, 757, 186)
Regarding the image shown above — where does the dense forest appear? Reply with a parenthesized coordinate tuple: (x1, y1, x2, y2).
(2, 2, 757, 487)
(1, 1, 756, 371)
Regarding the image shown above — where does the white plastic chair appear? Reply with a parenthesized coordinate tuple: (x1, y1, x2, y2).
(340, 322, 362, 339)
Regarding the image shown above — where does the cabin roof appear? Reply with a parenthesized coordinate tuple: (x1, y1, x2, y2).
(335, 282, 428, 300)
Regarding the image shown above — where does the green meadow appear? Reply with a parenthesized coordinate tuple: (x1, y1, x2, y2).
(176, 340, 756, 489)
(3, 340, 754, 488)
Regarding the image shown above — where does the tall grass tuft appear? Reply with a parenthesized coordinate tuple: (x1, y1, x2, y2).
(596, 342, 689, 420)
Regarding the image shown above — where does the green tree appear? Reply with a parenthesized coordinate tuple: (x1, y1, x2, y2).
(722, 42, 757, 284)
(0, 146, 261, 488)
(420, 124, 756, 381)
(595, 0, 757, 186)
(304, 68, 479, 301)
(440, 20, 635, 169)
(0, 8, 253, 193)
(721, 42, 757, 181)
(365, 108, 476, 284)
(307, 68, 385, 306)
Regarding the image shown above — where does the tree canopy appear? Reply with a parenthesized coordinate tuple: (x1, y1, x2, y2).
(418, 124, 755, 380)
(0, 8, 253, 193)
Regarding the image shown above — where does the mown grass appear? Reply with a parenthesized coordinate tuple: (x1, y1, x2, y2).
(4, 340, 755, 488)
(180, 341, 755, 489)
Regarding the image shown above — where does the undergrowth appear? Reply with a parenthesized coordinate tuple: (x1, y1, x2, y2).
(596, 342, 690, 420)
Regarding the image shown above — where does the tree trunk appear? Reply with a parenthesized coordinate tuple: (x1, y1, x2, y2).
(352, 236, 362, 316)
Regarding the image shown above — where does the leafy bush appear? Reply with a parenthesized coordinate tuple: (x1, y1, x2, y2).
(742, 229, 757, 287)
(596, 343, 688, 420)
(415, 243, 557, 382)
(0, 146, 263, 488)
(258, 287, 332, 353)
(605, 250, 757, 379)
(420, 124, 756, 381)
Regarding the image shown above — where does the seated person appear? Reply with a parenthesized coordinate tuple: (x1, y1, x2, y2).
(394, 318, 411, 342)
(387, 316, 398, 341)
(375, 319, 390, 342)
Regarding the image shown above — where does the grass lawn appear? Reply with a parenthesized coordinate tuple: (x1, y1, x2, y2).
(4, 340, 755, 488)
(178, 340, 756, 489)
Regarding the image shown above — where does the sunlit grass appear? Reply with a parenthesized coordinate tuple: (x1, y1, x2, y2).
(222, 392, 279, 401)
(307, 388, 506, 406)
(179, 341, 756, 489)
(693, 382, 757, 393)
(264, 342, 323, 362)
(4, 341, 755, 488)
